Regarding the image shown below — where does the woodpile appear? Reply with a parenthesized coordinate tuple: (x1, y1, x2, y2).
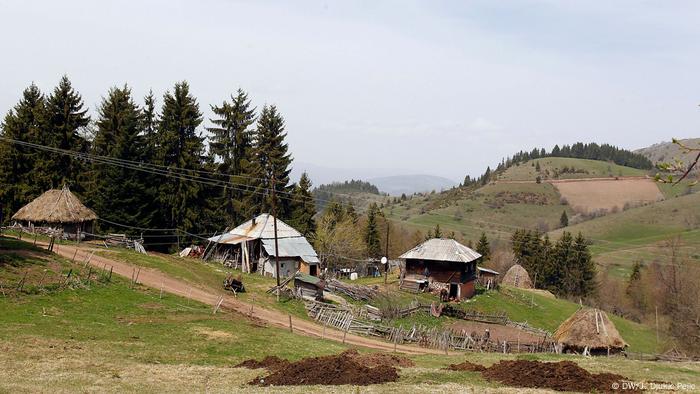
(325, 279, 378, 301)
(104, 234, 147, 254)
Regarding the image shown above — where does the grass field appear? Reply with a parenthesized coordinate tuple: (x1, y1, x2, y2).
(549, 191, 700, 278)
(386, 182, 573, 243)
(2, 236, 698, 392)
(495, 157, 650, 182)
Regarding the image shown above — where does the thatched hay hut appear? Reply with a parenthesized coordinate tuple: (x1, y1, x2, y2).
(554, 308, 627, 355)
(501, 264, 533, 288)
(11, 185, 97, 239)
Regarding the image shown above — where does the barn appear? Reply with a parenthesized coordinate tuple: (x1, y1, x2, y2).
(399, 238, 481, 301)
(207, 213, 320, 278)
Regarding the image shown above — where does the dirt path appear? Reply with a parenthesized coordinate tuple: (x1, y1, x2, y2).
(493, 176, 651, 184)
(33, 239, 446, 355)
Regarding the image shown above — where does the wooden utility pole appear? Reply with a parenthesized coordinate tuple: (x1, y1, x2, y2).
(271, 172, 281, 288)
(384, 221, 390, 284)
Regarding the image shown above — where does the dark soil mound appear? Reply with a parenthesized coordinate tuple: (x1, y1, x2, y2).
(445, 360, 487, 372)
(342, 349, 415, 368)
(235, 356, 289, 371)
(482, 360, 632, 392)
(250, 351, 399, 386)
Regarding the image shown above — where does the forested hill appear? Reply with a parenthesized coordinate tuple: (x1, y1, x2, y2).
(463, 142, 653, 187)
(312, 180, 381, 211)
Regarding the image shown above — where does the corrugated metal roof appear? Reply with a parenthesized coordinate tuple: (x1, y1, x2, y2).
(478, 267, 500, 275)
(261, 238, 319, 263)
(207, 213, 302, 242)
(399, 238, 481, 263)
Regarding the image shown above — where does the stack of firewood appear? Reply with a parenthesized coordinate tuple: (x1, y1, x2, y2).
(325, 279, 378, 301)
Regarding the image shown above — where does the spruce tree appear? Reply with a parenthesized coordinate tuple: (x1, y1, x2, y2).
(156, 81, 205, 234)
(475, 232, 490, 260)
(433, 223, 442, 238)
(288, 172, 316, 237)
(207, 89, 257, 226)
(573, 232, 597, 297)
(0, 83, 45, 220)
(40, 76, 90, 190)
(560, 210, 569, 227)
(251, 105, 293, 217)
(364, 202, 381, 258)
(88, 85, 151, 233)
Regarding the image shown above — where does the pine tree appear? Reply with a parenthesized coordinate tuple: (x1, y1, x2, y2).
(207, 89, 257, 226)
(626, 261, 643, 295)
(251, 105, 293, 217)
(433, 223, 442, 238)
(560, 210, 569, 227)
(88, 85, 152, 233)
(345, 202, 358, 224)
(0, 83, 45, 221)
(155, 81, 205, 234)
(535, 161, 541, 171)
(475, 232, 490, 260)
(573, 232, 597, 297)
(364, 202, 381, 258)
(39, 76, 90, 190)
(288, 172, 316, 237)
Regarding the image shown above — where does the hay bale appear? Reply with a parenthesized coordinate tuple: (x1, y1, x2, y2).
(11, 185, 97, 224)
(501, 264, 533, 289)
(554, 308, 627, 353)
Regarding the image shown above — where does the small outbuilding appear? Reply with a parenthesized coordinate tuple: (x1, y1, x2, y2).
(554, 307, 628, 355)
(11, 185, 97, 240)
(207, 213, 320, 278)
(294, 273, 325, 301)
(399, 238, 481, 300)
(477, 266, 500, 289)
(501, 264, 533, 289)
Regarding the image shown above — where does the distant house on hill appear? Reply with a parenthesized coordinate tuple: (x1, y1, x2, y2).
(11, 185, 97, 240)
(398, 238, 481, 301)
(207, 213, 320, 278)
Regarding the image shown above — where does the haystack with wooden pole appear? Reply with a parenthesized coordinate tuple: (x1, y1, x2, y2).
(554, 307, 627, 355)
(11, 185, 97, 240)
(501, 264, 533, 289)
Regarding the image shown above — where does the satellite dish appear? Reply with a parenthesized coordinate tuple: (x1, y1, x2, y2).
(381, 257, 388, 265)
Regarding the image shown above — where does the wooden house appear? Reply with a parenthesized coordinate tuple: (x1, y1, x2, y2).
(399, 238, 481, 300)
(207, 213, 320, 278)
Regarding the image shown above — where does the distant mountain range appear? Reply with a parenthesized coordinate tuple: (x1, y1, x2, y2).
(291, 161, 457, 195)
(635, 137, 700, 168)
(368, 175, 457, 195)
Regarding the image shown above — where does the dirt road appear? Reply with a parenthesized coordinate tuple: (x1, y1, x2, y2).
(38, 240, 445, 355)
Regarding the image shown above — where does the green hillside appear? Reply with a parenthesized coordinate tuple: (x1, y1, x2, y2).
(549, 191, 700, 278)
(386, 176, 574, 243)
(495, 157, 650, 182)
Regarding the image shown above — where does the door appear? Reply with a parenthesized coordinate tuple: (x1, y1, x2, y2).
(310, 264, 318, 276)
(449, 283, 459, 299)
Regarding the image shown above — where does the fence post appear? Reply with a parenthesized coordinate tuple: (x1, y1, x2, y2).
(288, 314, 293, 333)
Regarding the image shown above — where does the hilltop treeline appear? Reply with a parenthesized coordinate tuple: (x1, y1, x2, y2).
(0, 77, 317, 247)
(313, 180, 380, 211)
(463, 142, 653, 186)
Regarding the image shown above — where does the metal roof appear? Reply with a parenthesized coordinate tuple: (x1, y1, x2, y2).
(261, 238, 319, 263)
(478, 267, 500, 275)
(399, 238, 482, 263)
(207, 213, 302, 242)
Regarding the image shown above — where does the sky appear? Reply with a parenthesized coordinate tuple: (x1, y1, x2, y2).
(1, 0, 699, 182)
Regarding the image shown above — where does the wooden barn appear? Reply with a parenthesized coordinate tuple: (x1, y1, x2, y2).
(207, 213, 320, 278)
(477, 266, 500, 289)
(399, 238, 481, 301)
(11, 185, 97, 240)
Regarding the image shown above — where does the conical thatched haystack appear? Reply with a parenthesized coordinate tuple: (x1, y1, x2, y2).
(554, 308, 627, 353)
(12, 185, 97, 224)
(501, 264, 533, 288)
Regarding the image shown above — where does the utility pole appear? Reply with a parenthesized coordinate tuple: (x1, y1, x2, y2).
(384, 220, 390, 284)
(271, 172, 281, 288)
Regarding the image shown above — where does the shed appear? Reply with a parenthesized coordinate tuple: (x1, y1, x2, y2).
(554, 308, 628, 355)
(477, 266, 500, 288)
(207, 213, 320, 278)
(11, 185, 97, 240)
(293, 273, 325, 300)
(399, 238, 481, 300)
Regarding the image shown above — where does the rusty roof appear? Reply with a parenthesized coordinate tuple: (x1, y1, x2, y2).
(399, 238, 481, 263)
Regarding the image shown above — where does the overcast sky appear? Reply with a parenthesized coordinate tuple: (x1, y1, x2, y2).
(1, 0, 699, 182)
